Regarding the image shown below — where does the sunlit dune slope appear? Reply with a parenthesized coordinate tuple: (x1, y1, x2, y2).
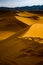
(15, 16, 37, 25)
(22, 23, 43, 38)
(15, 11, 43, 25)
(0, 31, 15, 41)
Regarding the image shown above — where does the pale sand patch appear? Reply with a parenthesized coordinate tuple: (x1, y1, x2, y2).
(0, 31, 15, 41)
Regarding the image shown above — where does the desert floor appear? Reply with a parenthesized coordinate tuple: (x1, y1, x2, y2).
(0, 11, 43, 65)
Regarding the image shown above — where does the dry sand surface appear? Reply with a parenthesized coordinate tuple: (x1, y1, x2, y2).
(0, 31, 15, 41)
(0, 37, 43, 65)
(22, 23, 43, 38)
(15, 11, 43, 25)
(0, 11, 43, 65)
(0, 11, 27, 41)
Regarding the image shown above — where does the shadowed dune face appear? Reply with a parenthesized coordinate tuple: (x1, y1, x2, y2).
(0, 37, 43, 65)
(36, 61, 43, 65)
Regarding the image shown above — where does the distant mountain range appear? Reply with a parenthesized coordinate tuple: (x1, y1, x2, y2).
(15, 5, 43, 11)
(0, 5, 43, 11)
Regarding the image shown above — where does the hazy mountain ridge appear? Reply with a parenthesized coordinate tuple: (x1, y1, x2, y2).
(15, 5, 43, 11)
(0, 5, 43, 12)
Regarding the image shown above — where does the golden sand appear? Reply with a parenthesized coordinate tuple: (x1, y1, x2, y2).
(0, 31, 15, 41)
(15, 12, 43, 25)
(22, 23, 43, 38)
(15, 16, 37, 25)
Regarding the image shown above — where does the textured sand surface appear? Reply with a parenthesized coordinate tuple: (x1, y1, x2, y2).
(0, 11, 43, 65)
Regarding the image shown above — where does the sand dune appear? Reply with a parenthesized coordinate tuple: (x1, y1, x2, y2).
(16, 11, 37, 17)
(15, 12, 43, 25)
(15, 16, 37, 25)
(15, 12, 43, 43)
(0, 11, 28, 41)
(22, 23, 43, 38)
(0, 11, 43, 65)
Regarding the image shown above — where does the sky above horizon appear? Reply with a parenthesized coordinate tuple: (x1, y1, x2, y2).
(0, 0, 43, 7)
